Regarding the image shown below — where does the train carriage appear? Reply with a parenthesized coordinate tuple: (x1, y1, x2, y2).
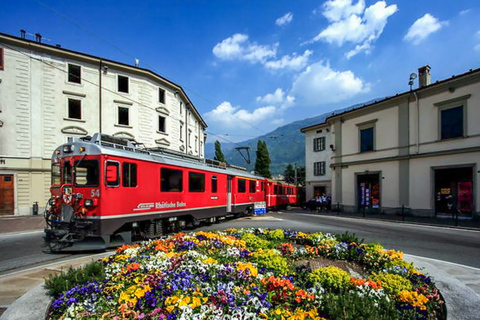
(44, 133, 298, 251)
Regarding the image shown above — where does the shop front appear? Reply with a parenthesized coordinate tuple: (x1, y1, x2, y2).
(357, 173, 381, 213)
(434, 166, 474, 216)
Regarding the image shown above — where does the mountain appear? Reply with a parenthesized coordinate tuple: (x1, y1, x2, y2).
(205, 100, 380, 175)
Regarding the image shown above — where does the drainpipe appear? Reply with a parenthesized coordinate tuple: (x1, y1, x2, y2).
(414, 91, 419, 154)
(99, 60, 103, 133)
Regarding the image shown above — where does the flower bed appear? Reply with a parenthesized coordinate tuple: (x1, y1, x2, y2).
(47, 228, 445, 319)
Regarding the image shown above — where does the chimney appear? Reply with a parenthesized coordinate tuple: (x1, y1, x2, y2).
(35, 33, 42, 43)
(418, 65, 431, 88)
(20, 29, 26, 39)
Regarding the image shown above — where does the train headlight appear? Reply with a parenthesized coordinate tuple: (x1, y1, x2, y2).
(49, 198, 56, 206)
(84, 199, 97, 207)
(62, 145, 73, 153)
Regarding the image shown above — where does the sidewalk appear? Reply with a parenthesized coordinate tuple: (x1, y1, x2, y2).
(303, 207, 480, 230)
(0, 215, 45, 234)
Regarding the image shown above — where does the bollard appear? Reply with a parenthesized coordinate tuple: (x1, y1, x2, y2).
(33, 201, 39, 215)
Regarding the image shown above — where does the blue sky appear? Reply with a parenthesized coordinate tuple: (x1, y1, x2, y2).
(2, 0, 480, 143)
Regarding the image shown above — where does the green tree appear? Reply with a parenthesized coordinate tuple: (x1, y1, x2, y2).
(284, 164, 296, 184)
(214, 140, 226, 163)
(254, 140, 272, 178)
(296, 166, 306, 187)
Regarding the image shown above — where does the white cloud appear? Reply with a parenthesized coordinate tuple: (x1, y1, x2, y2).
(256, 88, 295, 110)
(204, 101, 278, 128)
(264, 50, 313, 70)
(404, 14, 448, 45)
(291, 61, 370, 106)
(212, 33, 277, 63)
(310, 0, 398, 58)
(276, 12, 293, 26)
(322, 0, 365, 22)
(213, 34, 311, 70)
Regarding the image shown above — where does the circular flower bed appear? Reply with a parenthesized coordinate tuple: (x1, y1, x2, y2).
(48, 228, 445, 319)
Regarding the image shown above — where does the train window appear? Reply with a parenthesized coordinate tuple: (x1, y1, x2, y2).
(238, 179, 246, 193)
(105, 161, 120, 187)
(51, 163, 61, 185)
(189, 172, 205, 192)
(122, 163, 137, 187)
(249, 180, 256, 193)
(75, 160, 99, 187)
(161, 168, 183, 192)
(64, 161, 73, 184)
(212, 175, 218, 193)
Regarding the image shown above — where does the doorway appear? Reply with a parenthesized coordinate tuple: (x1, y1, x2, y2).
(313, 186, 326, 197)
(0, 174, 14, 215)
(434, 167, 473, 215)
(357, 173, 380, 212)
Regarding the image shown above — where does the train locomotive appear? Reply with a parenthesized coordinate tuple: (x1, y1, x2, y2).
(44, 133, 298, 251)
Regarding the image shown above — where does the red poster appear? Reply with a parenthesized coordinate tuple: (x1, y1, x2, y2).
(457, 182, 472, 213)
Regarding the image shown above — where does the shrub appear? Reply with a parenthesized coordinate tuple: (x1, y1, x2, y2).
(44, 260, 105, 297)
(369, 272, 413, 296)
(266, 229, 285, 241)
(308, 266, 351, 292)
(241, 232, 272, 249)
(320, 291, 399, 320)
(250, 248, 290, 275)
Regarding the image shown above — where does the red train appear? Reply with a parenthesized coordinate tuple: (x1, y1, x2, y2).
(44, 133, 298, 251)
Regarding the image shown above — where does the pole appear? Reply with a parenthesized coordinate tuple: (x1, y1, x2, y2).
(294, 163, 297, 186)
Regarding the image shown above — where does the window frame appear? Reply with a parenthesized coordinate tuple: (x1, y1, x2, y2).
(105, 161, 120, 187)
(67, 98, 82, 120)
(117, 75, 129, 93)
(160, 167, 183, 192)
(159, 88, 166, 104)
(0, 48, 4, 71)
(188, 172, 205, 193)
(238, 179, 246, 193)
(122, 162, 137, 187)
(313, 137, 326, 152)
(356, 119, 377, 153)
(313, 161, 326, 176)
(67, 63, 81, 84)
(75, 160, 99, 187)
(435, 95, 470, 141)
(249, 180, 256, 193)
(158, 115, 166, 133)
(211, 175, 218, 193)
(117, 106, 130, 126)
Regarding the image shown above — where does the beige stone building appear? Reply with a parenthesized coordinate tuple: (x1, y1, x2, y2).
(0, 32, 207, 215)
(302, 65, 480, 218)
(300, 122, 333, 201)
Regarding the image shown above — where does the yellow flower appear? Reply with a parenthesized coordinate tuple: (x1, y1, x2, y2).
(202, 257, 218, 264)
(383, 249, 404, 260)
(236, 262, 258, 277)
(398, 290, 429, 310)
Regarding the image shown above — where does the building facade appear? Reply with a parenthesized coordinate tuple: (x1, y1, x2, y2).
(300, 122, 333, 201)
(302, 66, 480, 218)
(0, 32, 207, 215)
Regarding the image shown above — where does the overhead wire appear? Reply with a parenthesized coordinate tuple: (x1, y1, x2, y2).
(32, 0, 273, 139)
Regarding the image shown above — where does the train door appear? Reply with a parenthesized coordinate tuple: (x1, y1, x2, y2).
(227, 176, 232, 212)
(0, 174, 14, 215)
